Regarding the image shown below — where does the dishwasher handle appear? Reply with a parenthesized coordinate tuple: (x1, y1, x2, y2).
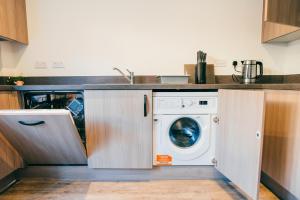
(18, 121, 45, 126)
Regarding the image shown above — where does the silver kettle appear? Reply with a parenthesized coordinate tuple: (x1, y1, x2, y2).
(232, 60, 263, 84)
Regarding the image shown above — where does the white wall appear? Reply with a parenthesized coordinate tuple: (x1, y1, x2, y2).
(0, 0, 298, 76)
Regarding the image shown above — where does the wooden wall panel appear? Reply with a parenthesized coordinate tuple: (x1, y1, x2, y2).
(0, 91, 23, 180)
(262, 90, 300, 199)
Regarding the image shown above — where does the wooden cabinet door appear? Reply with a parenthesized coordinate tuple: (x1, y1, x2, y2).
(0, 0, 17, 40)
(215, 90, 265, 200)
(264, 0, 300, 27)
(0, 110, 87, 165)
(0, 91, 23, 179)
(0, 0, 28, 44)
(15, 0, 28, 44)
(262, 0, 300, 43)
(85, 90, 153, 169)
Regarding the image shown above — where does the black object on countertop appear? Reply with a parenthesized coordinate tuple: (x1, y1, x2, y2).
(195, 50, 207, 84)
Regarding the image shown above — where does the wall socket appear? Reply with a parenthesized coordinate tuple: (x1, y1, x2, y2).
(214, 59, 227, 67)
(34, 61, 48, 69)
(51, 61, 65, 69)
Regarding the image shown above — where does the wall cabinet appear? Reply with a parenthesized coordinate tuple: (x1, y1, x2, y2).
(0, 0, 28, 44)
(85, 90, 153, 169)
(262, 0, 300, 43)
(264, 0, 300, 27)
(0, 91, 23, 180)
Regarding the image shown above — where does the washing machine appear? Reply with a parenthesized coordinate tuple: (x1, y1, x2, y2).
(153, 92, 218, 166)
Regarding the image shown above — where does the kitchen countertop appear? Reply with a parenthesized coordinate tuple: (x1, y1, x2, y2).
(1, 83, 300, 91)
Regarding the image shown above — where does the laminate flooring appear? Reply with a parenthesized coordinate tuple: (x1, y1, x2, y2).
(0, 179, 278, 200)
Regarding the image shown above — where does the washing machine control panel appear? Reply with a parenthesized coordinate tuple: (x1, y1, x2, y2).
(153, 92, 218, 114)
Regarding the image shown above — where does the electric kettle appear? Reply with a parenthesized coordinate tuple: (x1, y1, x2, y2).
(232, 60, 263, 84)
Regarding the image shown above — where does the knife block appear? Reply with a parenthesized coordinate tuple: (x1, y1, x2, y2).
(184, 64, 215, 84)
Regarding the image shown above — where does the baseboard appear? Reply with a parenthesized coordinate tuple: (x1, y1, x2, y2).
(0, 171, 19, 194)
(18, 166, 224, 181)
(261, 171, 298, 200)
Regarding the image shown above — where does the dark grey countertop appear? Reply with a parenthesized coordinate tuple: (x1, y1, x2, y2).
(1, 83, 300, 91)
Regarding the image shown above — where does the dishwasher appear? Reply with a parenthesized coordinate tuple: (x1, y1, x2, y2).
(22, 91, 86, 146)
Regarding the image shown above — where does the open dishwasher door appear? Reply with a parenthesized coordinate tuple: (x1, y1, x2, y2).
(0, 110, 87, 165)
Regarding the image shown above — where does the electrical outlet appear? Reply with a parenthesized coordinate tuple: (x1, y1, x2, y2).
(34, 61, 48, 69)
(51, 61, 65, 69)
(215, 59, 227, 67)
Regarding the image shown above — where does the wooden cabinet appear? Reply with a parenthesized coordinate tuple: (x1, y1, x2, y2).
(215, 90, 266, 200)
(85, 90, 153, 169)
(261, 90, 300, 199)
(0, 0, 28, 44)
(0, 91, 23, 179)
(262, 0, 300, 43)
(0, 91, 21, 109)
(264, 0, 300, 27)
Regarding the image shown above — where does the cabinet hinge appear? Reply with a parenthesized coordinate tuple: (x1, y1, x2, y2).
(213, 116, 219, 124)
(212, 158, 218, 167)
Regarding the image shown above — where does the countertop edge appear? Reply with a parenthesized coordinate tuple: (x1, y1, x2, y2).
(1, 83, 300, 91)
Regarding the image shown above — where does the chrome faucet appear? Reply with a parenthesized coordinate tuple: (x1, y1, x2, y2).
(113, 67, 135, 84)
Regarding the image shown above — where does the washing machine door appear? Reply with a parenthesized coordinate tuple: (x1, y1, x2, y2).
(160, 115, 211, 162)
(169, 117, 201, 148)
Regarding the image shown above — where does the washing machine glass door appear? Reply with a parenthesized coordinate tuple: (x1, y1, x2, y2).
(169, 117, 201, 148)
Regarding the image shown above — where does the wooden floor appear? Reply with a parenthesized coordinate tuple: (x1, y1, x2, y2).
(0, 179, 278, 200)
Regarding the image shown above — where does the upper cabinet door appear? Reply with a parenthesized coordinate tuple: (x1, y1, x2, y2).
(215, 90, 265, 200)
(264, 0, 300, 27)
(0, 0, 17, 40)
(0, 110, 87, 165)
(0, 0, 28, 44)
(15, 0, 28, 44)
(85, 90, 153, 169)
(262, 0, 300, 43)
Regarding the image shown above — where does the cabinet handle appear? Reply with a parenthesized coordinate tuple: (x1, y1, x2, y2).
(144, 95, 147, 117)
(18, 121, 45, 126)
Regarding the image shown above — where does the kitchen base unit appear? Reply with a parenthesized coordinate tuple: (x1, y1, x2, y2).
(84, 89, 266, 200)
(0, 89, 286, 200)
(85, 90, 153, 169)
